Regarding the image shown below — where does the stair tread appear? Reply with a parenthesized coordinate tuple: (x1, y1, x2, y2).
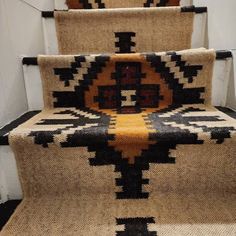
(0, 111, 40, 145)
(1, 106, 235, 146)
(8, 105, 236, 148)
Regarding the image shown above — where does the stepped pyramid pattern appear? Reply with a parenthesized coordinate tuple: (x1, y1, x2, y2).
(1, 2, 236, 236)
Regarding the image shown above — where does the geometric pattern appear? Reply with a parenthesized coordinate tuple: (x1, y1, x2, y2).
(65, 0, 180, 9)
(28, 105, 236, 200)
(5, 50, 236, 235)
(24, 50, 236, 201)
(3, 0, 235, 230)
(115, 32, 136, 53)
(51, 53, 205, 111)
(116, 218, 157, 235)
(145, 0, 177, 7)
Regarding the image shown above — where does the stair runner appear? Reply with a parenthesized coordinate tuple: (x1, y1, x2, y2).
(65, 0, 180, 9)
(55, 7, 194, 54)
(1, 3, 236, 236)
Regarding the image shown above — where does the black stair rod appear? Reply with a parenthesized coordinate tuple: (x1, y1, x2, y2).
(41, 6, 207, 18)
(181, 6, 207, 13)
(22, 57, 38, 65)
(42, 11, 54, 18)
(216, 50, 233, 60)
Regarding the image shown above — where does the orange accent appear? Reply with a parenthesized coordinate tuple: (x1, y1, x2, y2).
(82, 53, 174, 163)
(108, 113, 156, 164)
(166, 0, 181, 6)
(66, 0, 83, 9)
(84, 53, 173, 114)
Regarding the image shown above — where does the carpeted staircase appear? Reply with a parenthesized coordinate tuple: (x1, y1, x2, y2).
(1, 1, 236, 235)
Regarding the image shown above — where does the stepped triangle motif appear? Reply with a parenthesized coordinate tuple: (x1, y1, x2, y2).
(1, 3, 236, 236)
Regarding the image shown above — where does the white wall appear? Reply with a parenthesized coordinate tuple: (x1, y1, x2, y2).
(194, 0, 236, 110)
(194, 0, 236, 50)
(0, 0, 54, 128)
(0, 0, 54, 202)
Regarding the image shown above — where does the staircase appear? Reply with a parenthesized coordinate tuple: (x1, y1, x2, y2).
(0, 0, 236, 235)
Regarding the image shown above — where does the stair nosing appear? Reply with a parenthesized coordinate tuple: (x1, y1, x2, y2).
(0, 107, 235, 146)
(22, 51, 233, 66)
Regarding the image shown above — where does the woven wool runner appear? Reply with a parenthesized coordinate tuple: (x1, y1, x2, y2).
(65, 0, 180, 9)
(55, 7, 194, 54)
(1, 48, 236, 235)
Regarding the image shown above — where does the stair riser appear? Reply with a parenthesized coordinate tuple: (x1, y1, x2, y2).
(1, 142, 235, 202)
